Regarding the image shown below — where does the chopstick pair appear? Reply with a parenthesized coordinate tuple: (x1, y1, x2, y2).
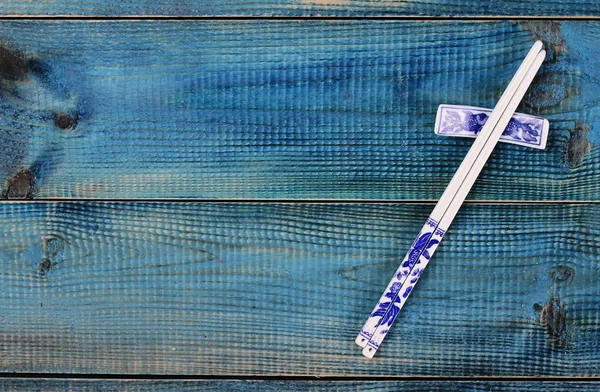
(356, 41, 546, 358)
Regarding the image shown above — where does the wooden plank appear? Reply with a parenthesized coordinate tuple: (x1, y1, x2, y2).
(0, 21, 598, 201)
(0, 202, 598, 375)
(0, 0, 599, 17)
(2, 379, 600, 391)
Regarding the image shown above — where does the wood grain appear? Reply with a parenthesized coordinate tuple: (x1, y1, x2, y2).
(2, 379, 600, 391)
(0, 21, 598, 201)
(1, 202, 598, 375)
(0, 0, 599, 17)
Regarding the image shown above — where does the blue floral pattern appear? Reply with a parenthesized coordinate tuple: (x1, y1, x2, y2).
(358, 218, 446, 347)
(436, 105, 546, 148)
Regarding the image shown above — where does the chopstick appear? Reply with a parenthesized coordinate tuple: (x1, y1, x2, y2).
(361, 49, 547, 358)
(355, 41, 543, 351)
(356, 42, 546, 358)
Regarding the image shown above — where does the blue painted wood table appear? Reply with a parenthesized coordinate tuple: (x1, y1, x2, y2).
(0, 2, 599, 390)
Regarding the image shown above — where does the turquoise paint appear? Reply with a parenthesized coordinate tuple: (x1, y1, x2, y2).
(0, 0, 598, 17)
(0, 21, 598, 200)
(0, 202, 598, 375)
(2, 379, 600, 391)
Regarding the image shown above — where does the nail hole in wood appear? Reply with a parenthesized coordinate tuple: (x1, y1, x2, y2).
(55, 113, 77, 130)
(39, 258, 53, 275)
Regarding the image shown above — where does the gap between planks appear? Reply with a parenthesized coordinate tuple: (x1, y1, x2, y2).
(1, 374, 600, 381)
(0, 16, 599, 20)
(1, 199, 599, 204)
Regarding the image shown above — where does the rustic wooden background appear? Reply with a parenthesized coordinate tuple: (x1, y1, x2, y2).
(0, 1, 599, 391)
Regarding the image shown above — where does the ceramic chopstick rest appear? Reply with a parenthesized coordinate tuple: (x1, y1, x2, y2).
(435, 104, 549, 149)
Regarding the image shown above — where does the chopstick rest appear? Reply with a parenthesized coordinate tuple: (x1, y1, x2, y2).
(435, 104, 549, 149)
(356, 42, 546, 358)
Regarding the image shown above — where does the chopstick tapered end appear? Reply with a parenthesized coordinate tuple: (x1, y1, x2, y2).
(362, 345, 377, 359)
(355, 334, 369, 348)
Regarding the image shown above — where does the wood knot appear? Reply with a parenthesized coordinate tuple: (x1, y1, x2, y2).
(566, 126, 591, 168)
(550, 265, 574, 285)
(0, 45, 28, 81)
(3, 170, 35, 200)
(520, 21, 566, 61)
(55, 113, 77, 130)
(44, 238, 65, 257)
(0, 45, 82, 133)
(538, 298, 570, 348)
(38, 258, 54, 276)
(524, 82, 568, 109)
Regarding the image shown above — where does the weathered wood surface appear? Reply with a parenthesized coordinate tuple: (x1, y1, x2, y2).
(0, 0, 599, 17)
(0, 202, 598, 375)
(2, 379, 600, 391)
(0, 21, 598, 201)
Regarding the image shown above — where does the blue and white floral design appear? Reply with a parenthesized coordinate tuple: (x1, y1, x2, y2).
(357, 218, 446, 349)
(435, 104, 548, 149)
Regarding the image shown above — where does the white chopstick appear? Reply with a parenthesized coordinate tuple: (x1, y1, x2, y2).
(355, 41, 543, 351)
(356, 42, 546, 358)
(361, 49, 547, 358)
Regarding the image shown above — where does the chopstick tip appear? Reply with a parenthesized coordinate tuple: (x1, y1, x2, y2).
(362, 345, 377, 359)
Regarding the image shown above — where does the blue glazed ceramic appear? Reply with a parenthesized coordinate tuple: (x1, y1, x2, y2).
(435, 104, 549, 149)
